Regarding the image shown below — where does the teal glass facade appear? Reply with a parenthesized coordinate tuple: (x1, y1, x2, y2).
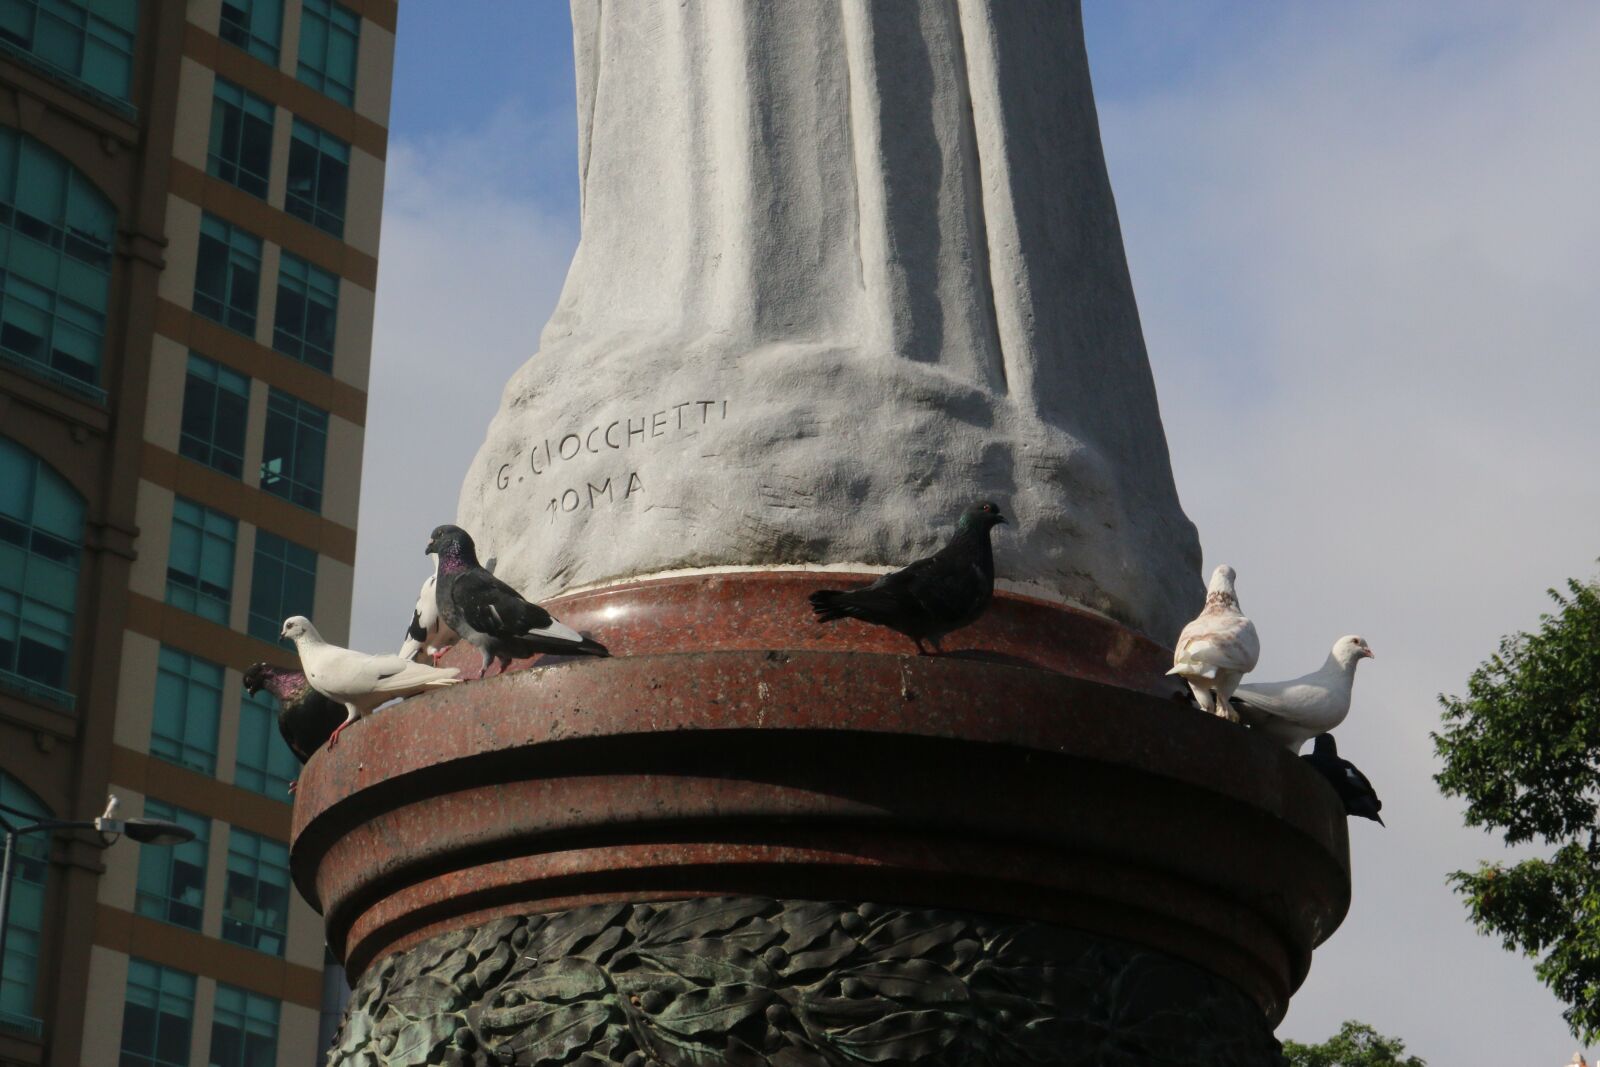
(206, 77, 273, 200)
(118, 959, 194, 1067)
(221, 827, 289, 955)
(0, 772, 48, 1036)
(208, 984, 279, 1067)
(247, 529, 315, 644)
(0, 0, 139, 105)
(150, 645, 223, 775)
(285, 118, 348, 237)
(271, 251, 337, 372)
(217, 0, 280, 67)
(193, 213, 262, 337)
(132, 799, 210, 930)
(260, 389, 327, 513)
(235, 688, 297, 798)
(296, 0, 357, 106)
(178, 353, 249, 479)
(0, 126, 114, 394)
(0, 435, 83, 704)
(165, 497, 235, 624)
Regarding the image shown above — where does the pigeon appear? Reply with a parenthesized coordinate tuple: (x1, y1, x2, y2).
(399, 556, 497, 663)
(1301, 733, 1384, 825)
(808, 501, 1007, 655)
(242, 662, 349, 781)
(279, 616, 462, 746)
(1230, 635, 1374, 752)
(425, 526, 609, 675)
(400, 570, 455, 663)
(1167, 564, 1260, 721)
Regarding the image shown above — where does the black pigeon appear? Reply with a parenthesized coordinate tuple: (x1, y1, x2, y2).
(1301, 733, 1385, 825)
(809, 501, 1007, 654)
(242, 663, 347, 790)
(425, 525, 609, 675)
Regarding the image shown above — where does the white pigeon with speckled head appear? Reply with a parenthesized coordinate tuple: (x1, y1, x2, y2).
(1232, 635, 1374, 752)
(1167, 564, 1260, 721)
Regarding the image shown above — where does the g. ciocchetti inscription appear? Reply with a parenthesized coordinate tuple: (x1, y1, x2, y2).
(493, 400, 730, 520)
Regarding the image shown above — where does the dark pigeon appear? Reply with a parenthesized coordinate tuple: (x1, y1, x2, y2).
(1301, 733, 1385, 825)
(425, 525, 609, 675)
(808, 501, 1007, 654)
(242, 662, 347, 790)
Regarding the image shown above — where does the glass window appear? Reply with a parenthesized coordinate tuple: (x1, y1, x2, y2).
(0, 126, 115, 394)
(271, 252, 337, 373)
(217, 0, 280, 67)
(296, 0, 358, 106)
(206, 77, 273, 200)
(0, 0, 139, 104)
(221, 828, 289, 956)
(150, 646, 222, 775)
(178, 354, 249, 478)
(0, 772, 49, 1036)
(193, 213, 261, 338)
(119, 959, 194, 1067)
(247, 530, 315, 645)
(235, 688, 297, 799)
(133, 800, 209, 930)
(210, 984, 279, 1067)
(260, 390, 327, 513)
(165, 497, 235, 624)
(285, 119, 348, 237)
(0, 436, 83, 705)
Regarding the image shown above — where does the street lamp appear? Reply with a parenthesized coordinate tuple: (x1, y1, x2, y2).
(0, 795, 195, 1006)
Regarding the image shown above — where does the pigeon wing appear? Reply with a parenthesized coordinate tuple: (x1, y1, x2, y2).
(1174, 614, 1259, 673)
(454, 568, 555, 637)
(903, 556, 984, 621)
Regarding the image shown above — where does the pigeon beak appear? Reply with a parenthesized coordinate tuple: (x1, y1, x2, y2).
(1364, 648, 1376, 659)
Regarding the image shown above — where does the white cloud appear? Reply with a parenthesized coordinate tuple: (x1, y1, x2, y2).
(351, 107, 578, 654)
(1100, 2, 1600, 1060)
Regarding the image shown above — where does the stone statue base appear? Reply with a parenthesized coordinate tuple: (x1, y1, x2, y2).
(328, 897, 1284, 1066)
(293, 572, 1348, 1066)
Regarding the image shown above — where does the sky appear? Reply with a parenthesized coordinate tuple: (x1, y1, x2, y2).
(351, 3, 1600, 1062)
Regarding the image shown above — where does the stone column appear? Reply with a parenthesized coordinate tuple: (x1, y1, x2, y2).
(292, 3, 1351, 1064)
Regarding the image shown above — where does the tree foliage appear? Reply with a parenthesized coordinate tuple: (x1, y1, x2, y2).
(1281, 1019, 1425, 1066)
(1433, 577, 1600, 1040)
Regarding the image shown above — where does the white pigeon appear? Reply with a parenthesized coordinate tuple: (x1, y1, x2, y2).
(1232, 635, 1374, 752)
(1167, 564, 1261, 721)
(399, 555, 495, 662)
(281, 616, 461, 747)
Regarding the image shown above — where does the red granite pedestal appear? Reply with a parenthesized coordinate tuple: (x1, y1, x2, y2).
(292, 573, 1350, 1066)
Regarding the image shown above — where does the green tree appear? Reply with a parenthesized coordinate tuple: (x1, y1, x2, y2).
(1282, 1019, 1425, 1066)
(1433, 576, 1600, 1040)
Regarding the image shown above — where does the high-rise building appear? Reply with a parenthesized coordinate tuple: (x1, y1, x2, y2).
(0, 2, 394, 1065)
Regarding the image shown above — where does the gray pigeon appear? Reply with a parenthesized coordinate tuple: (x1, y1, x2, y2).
(808, 501, 1007, 655)
(1301, 733, 1384, 825)
(425, 525, 609, 675)
(243, 662, 347, 772)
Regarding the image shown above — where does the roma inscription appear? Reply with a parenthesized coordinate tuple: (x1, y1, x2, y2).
(493, 399, 730, 521)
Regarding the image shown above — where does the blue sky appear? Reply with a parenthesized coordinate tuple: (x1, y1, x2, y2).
(354, 5, 1600, 1062)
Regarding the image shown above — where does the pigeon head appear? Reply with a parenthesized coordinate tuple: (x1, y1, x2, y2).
(958, 501, 1008, 531)
(280, 616, 318, 643)
(426, 525, 479, 570)
(1203, 564, 1240, 608)
(1331, 634, 1374, 667)
(242, 662, 274, 695)
(243, 662, 299, 698)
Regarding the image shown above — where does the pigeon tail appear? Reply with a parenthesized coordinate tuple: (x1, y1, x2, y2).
(808, 589, 854, 623)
